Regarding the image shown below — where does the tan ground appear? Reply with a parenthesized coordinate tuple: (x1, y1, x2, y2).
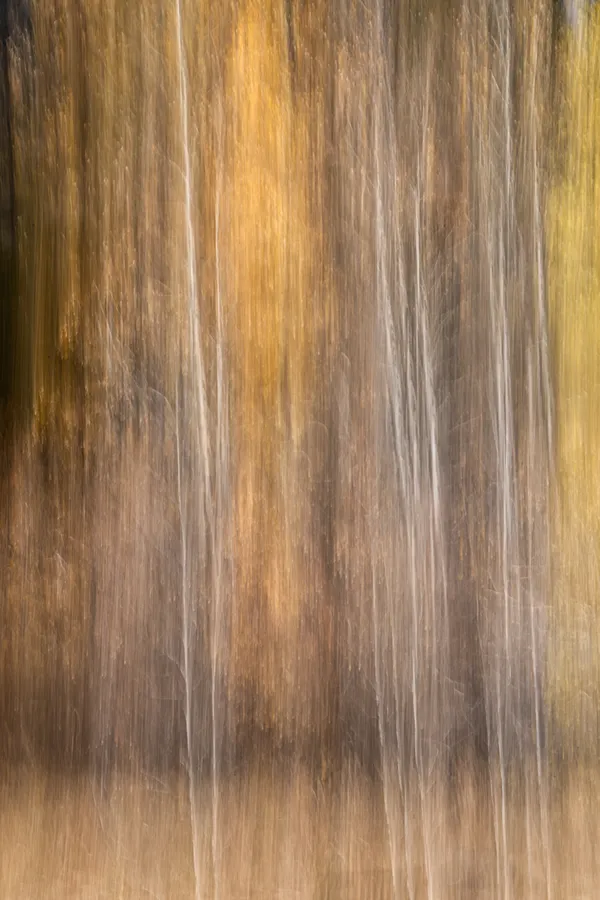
(0, 763, 598, 899)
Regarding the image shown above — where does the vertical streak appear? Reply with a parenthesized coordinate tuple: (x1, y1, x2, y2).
(175, 382, 202, 900)
(211, 104, 226, 900)
(173, 1, 210, 897)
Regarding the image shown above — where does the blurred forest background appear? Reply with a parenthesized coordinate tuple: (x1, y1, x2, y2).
(1, 0, 600, 896)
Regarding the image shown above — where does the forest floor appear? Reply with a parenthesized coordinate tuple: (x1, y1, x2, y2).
(0, 761, 598, 898)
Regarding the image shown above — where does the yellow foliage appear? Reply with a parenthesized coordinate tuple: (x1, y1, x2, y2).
(224, 0, 330, 741)
(547, 6, 600, 750)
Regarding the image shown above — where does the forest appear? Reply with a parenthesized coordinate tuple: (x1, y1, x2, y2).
(1, 0, 600, 897)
